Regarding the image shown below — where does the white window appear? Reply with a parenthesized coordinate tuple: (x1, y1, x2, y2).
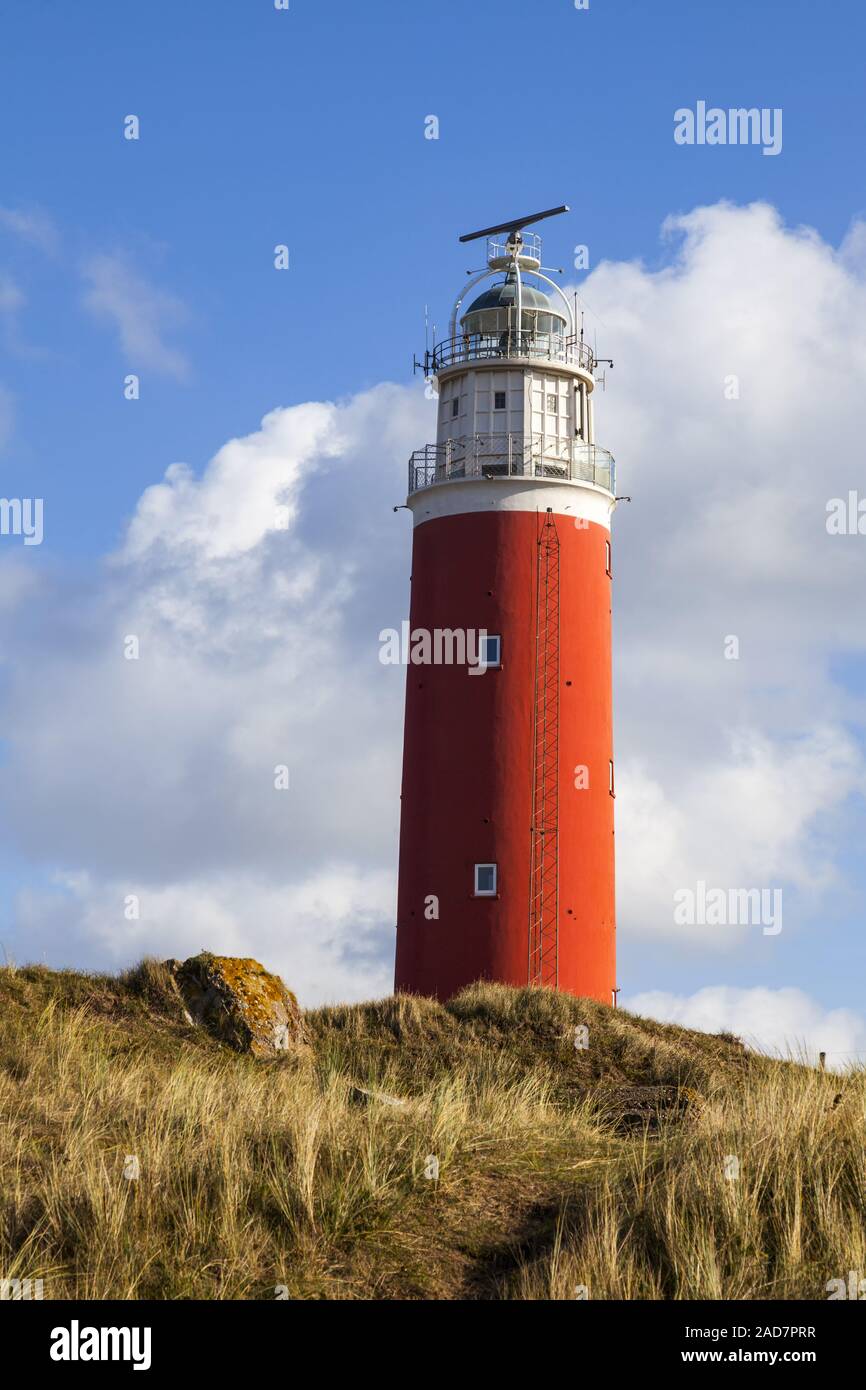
(494, 390, 506, 410)
(451, 397, 459, 418)
(609, 759, 615, 796)
(546, 393, 557, 413)
(474, 863, 497, 896)
(480, 634, 501, 667)
(605, 539, 612, 576)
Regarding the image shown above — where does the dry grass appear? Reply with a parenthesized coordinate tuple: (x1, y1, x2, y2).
(0, 963, 862, 1300)
(498, 1063, 866, 1301)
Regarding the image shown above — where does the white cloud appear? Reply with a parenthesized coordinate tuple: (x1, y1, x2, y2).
(565, 201, 866, 941)
(0, 205, 58, 254)
(623, 985, 866, 1071)
(0, 381, 428, 1002)
(616, 726, 862, 945)
(15, 867, 395, 1007)
(122, 400, 343, 563)
(81, 253, 190, 379)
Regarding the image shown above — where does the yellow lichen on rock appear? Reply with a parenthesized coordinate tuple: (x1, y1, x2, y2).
(166, 952, 303, 1058)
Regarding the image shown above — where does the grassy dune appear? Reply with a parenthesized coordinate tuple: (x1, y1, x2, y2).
(0, 961, 862, 1300)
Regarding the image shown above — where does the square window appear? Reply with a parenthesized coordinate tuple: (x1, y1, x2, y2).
(474, 863, 497, 896)
(494, 391, 506, 410)
(480, 634, 501, 667)
(451, 397, 459, 418)
(546, 393, 557, 413)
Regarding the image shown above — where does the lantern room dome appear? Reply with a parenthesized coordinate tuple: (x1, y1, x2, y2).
(464, 276, 556, 316)
(460, 272, 567, 339)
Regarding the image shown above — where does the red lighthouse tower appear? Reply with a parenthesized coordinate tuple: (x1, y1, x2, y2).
(395, 207, 617, 1005)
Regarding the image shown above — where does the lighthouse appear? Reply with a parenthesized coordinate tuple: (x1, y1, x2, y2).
(394, 206, 617, 1005)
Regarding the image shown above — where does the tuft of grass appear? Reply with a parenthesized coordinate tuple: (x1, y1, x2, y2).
(0, 963, 861, 1300)
(120, 957, 183, 1011)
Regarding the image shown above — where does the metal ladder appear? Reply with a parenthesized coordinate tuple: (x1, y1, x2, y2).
(528, 509, 561, 989)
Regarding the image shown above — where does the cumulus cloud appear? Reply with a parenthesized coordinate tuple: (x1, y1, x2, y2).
(81, 253, 190, 379)
(0, 382, 428, 1001)
(0, 200, 864, 1004)
(623, 985, 866, 1071)
(565, 201, 866, 941)
(15, 867, 395, 1006)
(616, 726, 862, 944)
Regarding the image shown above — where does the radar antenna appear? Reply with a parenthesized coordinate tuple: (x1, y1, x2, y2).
(459, 205, 569, 243)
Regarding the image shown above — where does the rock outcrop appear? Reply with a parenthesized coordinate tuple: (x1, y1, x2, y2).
(166, 952, 303, 1058)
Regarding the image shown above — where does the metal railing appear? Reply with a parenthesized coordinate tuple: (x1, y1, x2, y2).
(427, 333, 594, 373)
(408, 434, 615, 495)
(487, 231, 543, 264)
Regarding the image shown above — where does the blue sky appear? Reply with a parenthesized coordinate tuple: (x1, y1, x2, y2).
(1, 0, 860, 554)
(1, 0, 865, 1059)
